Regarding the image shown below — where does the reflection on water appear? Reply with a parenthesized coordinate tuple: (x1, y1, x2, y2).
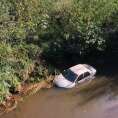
(2, 75, 118, 118)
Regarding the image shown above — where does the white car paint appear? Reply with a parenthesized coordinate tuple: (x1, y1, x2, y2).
(54, 64, 96, 88)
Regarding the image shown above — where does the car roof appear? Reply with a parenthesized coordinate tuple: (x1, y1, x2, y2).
(69, 64, 89, 76)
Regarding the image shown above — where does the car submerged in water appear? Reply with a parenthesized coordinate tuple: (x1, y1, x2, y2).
(53, 64, 96, 88)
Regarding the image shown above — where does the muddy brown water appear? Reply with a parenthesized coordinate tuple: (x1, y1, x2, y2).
(2, 75, 118, 118)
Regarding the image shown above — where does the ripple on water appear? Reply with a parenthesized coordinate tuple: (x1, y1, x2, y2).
(2, 76, 118, 118)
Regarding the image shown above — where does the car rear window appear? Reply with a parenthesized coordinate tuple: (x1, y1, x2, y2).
(62, 69, 78, 82)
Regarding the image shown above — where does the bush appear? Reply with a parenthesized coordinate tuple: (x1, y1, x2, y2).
(0, 0, 118, 103)
(0, 62, 20, 103)
(41, 0, 118, 64)
(0, 42, 41, 103)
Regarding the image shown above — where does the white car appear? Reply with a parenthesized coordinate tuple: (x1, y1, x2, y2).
(53, 64, 96, 88)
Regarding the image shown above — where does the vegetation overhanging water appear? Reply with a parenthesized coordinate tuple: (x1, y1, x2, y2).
(0, 0, 118, 115)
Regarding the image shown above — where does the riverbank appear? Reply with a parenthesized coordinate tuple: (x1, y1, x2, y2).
(0, 76, 54, 116)
(1, 61, 118, 117)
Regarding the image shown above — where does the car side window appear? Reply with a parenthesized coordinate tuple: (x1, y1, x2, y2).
(77, 74, 84, 81)
(83, 72, 90, 78)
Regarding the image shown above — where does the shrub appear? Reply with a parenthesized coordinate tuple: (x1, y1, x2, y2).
(41, 0, 118, 64)
(0, 0, 118, 103)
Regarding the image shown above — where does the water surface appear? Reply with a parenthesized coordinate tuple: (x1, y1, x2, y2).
(2, 75, 118, 118)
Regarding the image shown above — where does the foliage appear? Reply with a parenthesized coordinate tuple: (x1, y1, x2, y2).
(0, 42, 41, 103)
(0, 0, 118, 103)
(41, 0, 118, 64)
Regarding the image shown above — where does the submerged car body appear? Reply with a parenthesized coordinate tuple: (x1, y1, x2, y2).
(54, 64, 96, 88)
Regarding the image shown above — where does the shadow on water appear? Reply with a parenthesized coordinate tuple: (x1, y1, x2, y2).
(53, 55, 118, 106)
(55, 55, 118, 106)
(74, 79, 111, 106)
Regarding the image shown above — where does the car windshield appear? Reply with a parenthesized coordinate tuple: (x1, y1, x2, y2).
(62, 69, 78, 82)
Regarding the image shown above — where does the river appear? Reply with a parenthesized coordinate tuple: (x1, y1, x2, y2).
(1, 63, 118, 118)
(2, 64, 118, 118)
